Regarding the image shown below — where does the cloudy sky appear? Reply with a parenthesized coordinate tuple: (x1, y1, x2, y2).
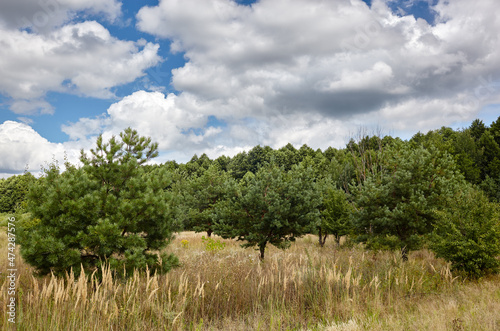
(1, 0, 499, 177)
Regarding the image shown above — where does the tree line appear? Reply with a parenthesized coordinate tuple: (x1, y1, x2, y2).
(7, 116, 500, 278)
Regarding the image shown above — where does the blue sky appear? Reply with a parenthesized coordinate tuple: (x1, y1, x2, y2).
(0, 0, 499, 176)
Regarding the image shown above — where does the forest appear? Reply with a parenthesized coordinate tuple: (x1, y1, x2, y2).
(1, 116, 500, 330)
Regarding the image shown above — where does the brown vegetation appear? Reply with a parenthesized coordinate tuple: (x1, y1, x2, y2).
(1, 230, 500, 330)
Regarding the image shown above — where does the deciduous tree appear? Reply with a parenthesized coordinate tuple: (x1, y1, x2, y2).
(0, 172, 36, 213)
(430, 186, 500, 278)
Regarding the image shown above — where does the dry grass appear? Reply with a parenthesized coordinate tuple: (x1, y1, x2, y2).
(1, 230, 500, 330)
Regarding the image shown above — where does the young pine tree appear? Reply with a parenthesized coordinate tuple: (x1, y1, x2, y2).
(181, 163, 232, 237)
(19, 128, 180, 277)
(352, 141, 464, 261)
(213, 163, 321, 260)
(318, 181, 352, 247)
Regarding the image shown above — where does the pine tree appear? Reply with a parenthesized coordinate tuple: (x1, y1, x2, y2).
(213, 163, 321, 260)
(352, 141, 464, 260)
(318, 181, 352, 247)
(19, 128, 180, 277)
(181, 163, 232, 237)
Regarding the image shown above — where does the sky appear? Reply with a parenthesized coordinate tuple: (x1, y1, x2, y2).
(0, 0, 499, 177)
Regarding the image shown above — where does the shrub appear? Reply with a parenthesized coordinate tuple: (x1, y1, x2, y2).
(201, 236, 226, 251)
(429, 186, 500, 278)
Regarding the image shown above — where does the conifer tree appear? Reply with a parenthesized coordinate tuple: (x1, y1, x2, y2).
(352, 141, 464, 260)
(318, 181, 352, 247)
(19, 128, 180, 277)
(182, 163, 232, 237)
(213, 163, 321, 260)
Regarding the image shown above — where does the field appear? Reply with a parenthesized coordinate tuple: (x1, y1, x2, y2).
(1, 229, 500, 330)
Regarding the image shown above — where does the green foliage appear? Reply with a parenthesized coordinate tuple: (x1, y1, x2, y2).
(478, 130, 500, 180)
(19, 128, 180, 277)
(410, 116, 500, 200)
(479, 175, 500, 202)
(213, 163, 321, 259)
(346, 133, 392, 186)
(201, 235, 226, 251)
(429, 186, 500, 278)
(214, 155, 231, 172)
(247, 145, 274, 174)
(450, 129, 482, 184)
(469, 119, 487, 141)
(273, 143, 300, 171)
(180, 153, 212, 178)
(490, 116, 500, 146)
(227, 151, 251, 180)
(317, 181, 352, 246)
(181, 163, 233, 236)
(0, 172, 36, 213)
(352, 141, 464, 259)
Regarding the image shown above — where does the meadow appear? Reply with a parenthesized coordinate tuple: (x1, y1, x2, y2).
(1, 229, 500, 330)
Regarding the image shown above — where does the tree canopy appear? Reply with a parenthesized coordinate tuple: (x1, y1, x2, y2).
(430, 185, 500, 278)
(180, 163, 232, 237)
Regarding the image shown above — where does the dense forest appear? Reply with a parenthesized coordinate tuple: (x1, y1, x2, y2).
(3, 116, 500, 278)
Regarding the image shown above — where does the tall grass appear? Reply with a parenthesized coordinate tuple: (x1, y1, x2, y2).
(1, 231, 500, 330)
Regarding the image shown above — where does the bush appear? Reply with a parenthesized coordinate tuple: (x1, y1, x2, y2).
(429, 186, 500, 278)
(201, 236, 226, 251)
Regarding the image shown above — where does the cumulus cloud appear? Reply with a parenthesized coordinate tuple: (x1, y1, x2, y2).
(62, 91, 227, 162)
(0, 121, 68, 175)
(0, 21, 161, 114)
(0, 0, 122, 32)
(60, 89, 356, 164)
(135, 0, 500, 149)
(3, 0, 500, 174)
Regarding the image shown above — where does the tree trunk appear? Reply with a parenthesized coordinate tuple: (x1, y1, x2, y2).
(401, 246, 408, 262)
(259, 244, 266, 260)
(318, 228, 328, 247)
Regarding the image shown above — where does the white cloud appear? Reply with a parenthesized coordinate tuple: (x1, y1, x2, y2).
(10, 99, 55, 115)
(135, 0, 500, 152)
(62, 89, 355, 164)
(61, 114, 110, 141)
(62, 91, 227, 162)
(3, 0, 500, 174)
(319, 62, 395, 92)
(0, 121, 68, 175)
(0, 21, 161, 114)
(0, 0, 122, 31)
